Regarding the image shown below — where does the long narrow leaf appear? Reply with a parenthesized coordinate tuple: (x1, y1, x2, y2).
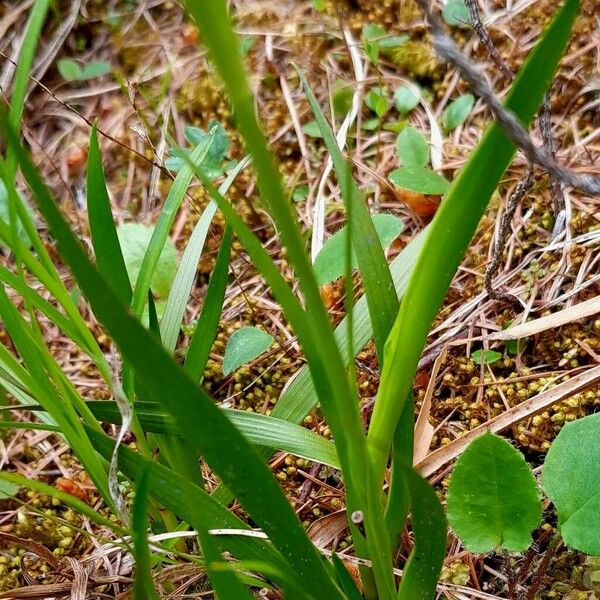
(87, 125, 132, 305)
(81, 400, 340, 469)
(297, 68, 398, 364)
(367, 0, 580, 484)
(183, 226, 231, 380)
(161, 155, 250, 353)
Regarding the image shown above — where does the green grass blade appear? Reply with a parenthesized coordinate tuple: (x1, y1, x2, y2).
(161, 156, 250, 354)
(2, 119, 343, 600)
(396, 467, 447, 600)
(130, 132, 215, 318)
(297, 68, 398, 363)
(368, 0, 580, 484)
(0, 471, 125, 535)
(132, 467, 161, 600)
(87, 125, 132, 305)
(184, 226, 231, 380)
(6, 0, 50, 131)
(87, 427, 306, 593)
(83, 400, 340, 469)
(197, 526, 256, 600)
(271, 230, 425, 426)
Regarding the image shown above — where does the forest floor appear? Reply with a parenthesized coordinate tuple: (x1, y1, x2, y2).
(0, 0, 599, 598)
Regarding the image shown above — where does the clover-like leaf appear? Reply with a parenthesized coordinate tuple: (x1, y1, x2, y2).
(471, 349, 502, 365)
(543, 413, 600, 555)
(394, 84, 421, 114)
(447, 432, 541, 553)
(222, 327, 274, 375)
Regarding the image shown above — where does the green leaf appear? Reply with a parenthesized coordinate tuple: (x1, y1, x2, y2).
(87, 125, 132, 305)
(84, 400, 341, 469)
(394, 84, 420, 114)
(397, 466, 447, 600)
(0, 479, 19, 499)
(543, 413, 600, 555)
(57, 58, 82, 81)
(80, 60, 112, 80)
(292, 184, 309, 203)
(132, 467, 161, 600)
(222, 327, 274, 375)
(396, 126, 429, 168)
(388, 166, 450, 195)
(302, 121, 322, 138)
(184, 227, 231, 381)
(442, 94, 475, 131)
(117, 223, 177, 300)
(0, 179, 31, 247)
(365, 87, 389, 117)
(362, 117, 380, 131)
(447, 432, 541, 553)
(332, 80, 353, 117)
(161, 157, 248, 355)
(442, 0, 471, 28)
(314, 214, 404, 285)
(471, 349, 502, 365)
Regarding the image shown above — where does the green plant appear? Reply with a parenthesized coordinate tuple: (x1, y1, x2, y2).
(0, 0, 581, 599)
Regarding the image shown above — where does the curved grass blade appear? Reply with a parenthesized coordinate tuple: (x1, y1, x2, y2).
(367, 0, 581, 485)
(161, 156, 250, 355)
(296, 67, 398, 363)
(87, 125, 131, 305)
(132, 467, 161, 600)
(83, 400, 340, 469)
(130, 131, 215, 318)
(184, 226, 231, 381)
(2, 120, 344, 600)
(0, 471, 125, 535)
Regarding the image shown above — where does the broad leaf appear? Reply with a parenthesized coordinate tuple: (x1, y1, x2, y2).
(447, 432, 541, 552)
(471, 349, 502, 365)
(394, 84, 420, 114)
(543, 413, 600, 554)
(117, 223, 177, 299)
(396, 126, 429, 168)
(223, 327, 274, 375)
(388, 166, 450, 195)
(442, 94, 475, 131)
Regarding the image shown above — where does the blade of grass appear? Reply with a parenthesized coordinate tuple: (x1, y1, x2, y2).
(184, 225, 231, 381)
(161, 156, 250, 355)
(2, 119, 344, 600)
(396, 467, 447, 600)
(367, 0, 580, 487)
(81, 400, 340, 469)
(0, 471, 125, 535)
(87, 124, 132, 305)
(132, 467, 161, 600)
(296, 67, 398, 364)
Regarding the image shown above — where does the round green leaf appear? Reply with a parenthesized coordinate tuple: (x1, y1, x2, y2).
(394, 84, 420, 114)
(442, 0, 471, 28)
(471, 349, 502, 365)
(222, 327, 274, 375)
(543, 413, 600, 555)
(447, 432, 541, 553)
(396, 126, 429, 168)
(388, 166, 450, 195)
(442, 94, 475, 131)
(57, 58, 82, 82)
(117, 223, 178, 299)
(80, 60, 112, 80)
